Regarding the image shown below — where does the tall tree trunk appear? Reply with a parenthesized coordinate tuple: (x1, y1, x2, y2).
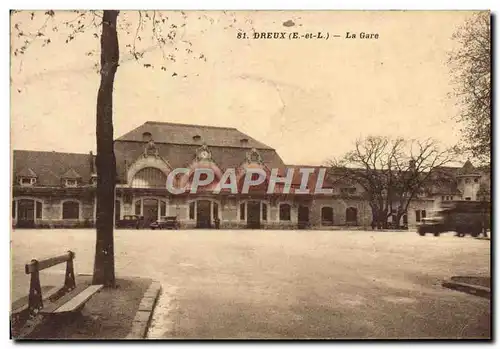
(92, 10, 119, 287)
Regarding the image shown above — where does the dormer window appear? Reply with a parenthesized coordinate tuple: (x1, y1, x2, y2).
(240, 138, 249, 146)
(19, 177, 36, 186)
(193, 135, 201, 142)
(65, 179, 78, 187)
(17, 168, 38, 186)
(61, 168, 82, 188)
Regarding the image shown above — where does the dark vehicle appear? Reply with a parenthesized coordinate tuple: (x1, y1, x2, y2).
(417, 200, 490, 237)
(150, 216, 180, 230)
(116, 215, 143, 229)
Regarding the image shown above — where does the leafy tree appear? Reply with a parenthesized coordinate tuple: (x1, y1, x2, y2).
(11, 10, 247, 286)
(448, 12, 491, 164)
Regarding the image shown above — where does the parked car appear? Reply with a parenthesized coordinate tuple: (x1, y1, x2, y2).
(117, 215, 143, 229)
(150, 216, 180, 230)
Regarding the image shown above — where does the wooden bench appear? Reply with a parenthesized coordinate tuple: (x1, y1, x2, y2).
(12, 251, 103, 320)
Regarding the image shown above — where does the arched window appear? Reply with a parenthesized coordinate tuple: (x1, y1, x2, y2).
(131, 167, 167, 188)
(346, 207, 358, 224)
(321, 207, 334, 225)
(279, 204, 291, 221)
(62, 201, 80, 220)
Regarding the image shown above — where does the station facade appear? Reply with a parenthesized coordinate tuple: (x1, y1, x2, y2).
(11, 121, 490, 230)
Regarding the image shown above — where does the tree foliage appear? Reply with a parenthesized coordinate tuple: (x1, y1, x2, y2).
(448, 12, 491, 164)
(329, 136, 453, 229)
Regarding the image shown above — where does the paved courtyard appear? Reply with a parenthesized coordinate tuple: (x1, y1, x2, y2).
(11, 229, 490, 339)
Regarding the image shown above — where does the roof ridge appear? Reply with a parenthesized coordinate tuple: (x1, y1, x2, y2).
(286, 164, 328, 168)
(114, 139, 275, 150)
(13, 149, 91, 156)
(145, 121, 237, 131)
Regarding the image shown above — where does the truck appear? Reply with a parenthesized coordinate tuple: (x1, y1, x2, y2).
(417, 200, 490, 237)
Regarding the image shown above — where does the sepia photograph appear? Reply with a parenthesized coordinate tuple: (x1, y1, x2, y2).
(9, 8, 491, 340)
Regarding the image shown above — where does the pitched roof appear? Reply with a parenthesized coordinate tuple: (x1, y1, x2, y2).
(457, 160, 481, 176)
(425, 166, 461, 195)
(116, 121, 274, 150)
(13, 150, 93, 186)
(17, 167, 37, 178)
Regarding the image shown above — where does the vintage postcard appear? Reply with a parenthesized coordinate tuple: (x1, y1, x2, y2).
(10, 10, 491, 340)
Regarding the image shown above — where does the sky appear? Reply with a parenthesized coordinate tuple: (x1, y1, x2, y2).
(10, 10, 476, 166)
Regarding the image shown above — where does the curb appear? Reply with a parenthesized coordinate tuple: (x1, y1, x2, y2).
(125, 281, 162, 339)
(442, 280, 490, 299)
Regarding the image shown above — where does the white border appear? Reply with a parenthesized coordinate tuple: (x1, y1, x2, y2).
(4, 2, 498, 347)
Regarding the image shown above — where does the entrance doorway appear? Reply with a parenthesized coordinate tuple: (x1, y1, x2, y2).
(142, 198, 159, 226)
(247, 201, 261, 229)
(196, 200, 212, 228)
(298, 205, 309, 229)
(18, 199, 35, 228)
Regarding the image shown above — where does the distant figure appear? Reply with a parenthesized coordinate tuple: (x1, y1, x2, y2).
(371, 221, 376, 230)
(214, 217, 220, 229)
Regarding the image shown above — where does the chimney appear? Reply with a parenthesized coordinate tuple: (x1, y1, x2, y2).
(89, 151, 95, 173)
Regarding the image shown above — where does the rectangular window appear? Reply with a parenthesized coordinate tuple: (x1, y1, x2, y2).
(422, 210, 426, 219)
(465, 197, 471, 201)
(415, 210, 421, 222)
(65, 179, 77, 187)
(262, 203, 267, 221)
(442, 196, 445, 201)
(135, 201, 141, 215)
(12, 201, 16, 219)
(213, 203, 219, 220)
(20, 177, 34, 186)
(240, 203, 245, 220)
(341, 187, 357, 195)
(35, 201, 42, 219)
(160, 201, 167, 217)
(189, 202, 195, 220)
